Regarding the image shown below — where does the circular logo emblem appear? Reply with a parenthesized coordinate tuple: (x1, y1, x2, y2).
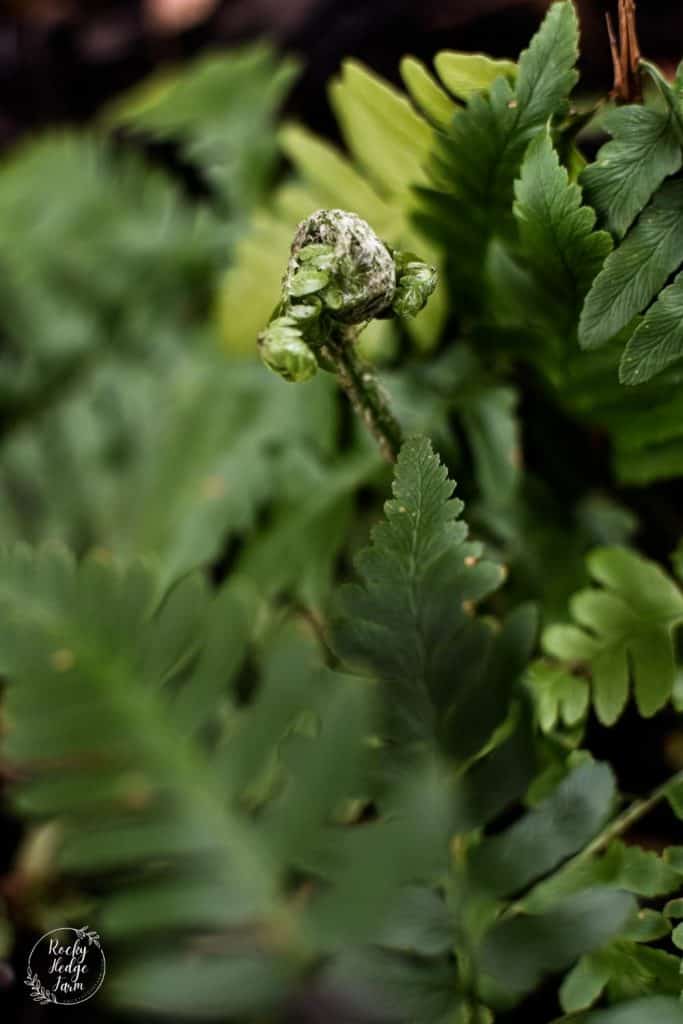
(25, 926, 106, 1006)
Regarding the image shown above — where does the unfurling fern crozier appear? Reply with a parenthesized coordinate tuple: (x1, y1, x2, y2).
(258, 209, 437, 460)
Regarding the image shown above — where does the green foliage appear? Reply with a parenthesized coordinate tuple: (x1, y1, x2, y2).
(620, 269, 683, 384)
(0, 545, 449, 1016)
(513, 130, 612, 334)
(579, 181, 683, 354)
(335, 436, 529, 762)
(578, 64, 683, 386)
(419, 0, 579, 304)
(542, 547, 683, 724)
(431, 52, 517, 100)
(585, 998, 683, 1024)
(106, 45, 298, 216)
(2, 6, 683, 1024)
(399, 57, 458, 130)
(581, 106, 683, 238)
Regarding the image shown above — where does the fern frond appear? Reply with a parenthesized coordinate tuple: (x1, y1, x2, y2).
(542, 546, 683, 724)
(581, 106, 683, 238)
(418, 0, 579, 304)
(513, 131, 612, 335)
(335, 436, 535, 762)
(2, 545, 456, 1016)
(579, 180, 683, 354)
(105, 46, 298, 215)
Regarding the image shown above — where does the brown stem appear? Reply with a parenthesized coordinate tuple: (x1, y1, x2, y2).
(607, 0, 642, 104)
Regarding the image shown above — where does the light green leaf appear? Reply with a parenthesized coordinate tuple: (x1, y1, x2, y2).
(664, 898, 683, 919)
(599, 842, 683, 898)
(560, 950, 612, 1012)
(279, 123, 394, 229)
(667, 774, 683, 819)
(622, 909, 672, 942)
(543, 546, 683, 723)
(527, 661, 589, 732)
(400, 56, 459, 130)
(527, 840, 683, 913)
(579, 180, 683, 349)
(329, 59, 433, 200)
(433, 52, 517, 100)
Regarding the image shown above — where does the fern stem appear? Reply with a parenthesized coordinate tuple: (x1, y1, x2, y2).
(573, 767, 683, 864)
(511, 768, 683, 919)
(321, 325, 403, 463)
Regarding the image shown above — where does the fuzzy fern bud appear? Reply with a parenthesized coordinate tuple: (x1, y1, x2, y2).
(284, 209, 398, 325)
(258, 316, 318, 383)
(258, 208, 438, 387)
(257, 209, 437, 462)
(391, 250, 439, 318)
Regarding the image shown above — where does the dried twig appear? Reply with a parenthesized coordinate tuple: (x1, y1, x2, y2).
(606, 0, 642, 103)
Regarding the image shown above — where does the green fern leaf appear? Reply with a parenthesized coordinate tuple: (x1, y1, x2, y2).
(584, 996, 683, 1024)
(527, 660, 590, 732)
(433, 52, 517, 100)
(469, 760, 616, 898)
(581, 106, 682, 238)
(105, 46, 298, 214)
(400, 56, 459, 131)
(561, 942, 682, 1013)
(1, 545, 457, 1016)
(513, 0, 579, 130)
(619, 268, 683, 383)
(420, 0, 578, 300)
(329, 59, 433, 201)
(335, 436, 534, 761)
(514, 131, 612, 332)
(480, 887, 636, 999)
(579, 180, 683, 350)
(543, 547, 683, 724)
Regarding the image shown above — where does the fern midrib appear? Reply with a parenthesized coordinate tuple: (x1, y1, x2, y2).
(1, 585, 282, 924)
(535, 167, 581, 315)
(406, 456, 430, 697)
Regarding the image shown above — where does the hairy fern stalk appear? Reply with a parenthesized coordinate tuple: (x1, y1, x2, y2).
(1, 3, 683, 1023)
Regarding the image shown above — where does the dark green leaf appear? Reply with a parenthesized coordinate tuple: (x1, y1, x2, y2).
(579, 180, 683, 350)
(336, 436, 506, 756)
(620, 267, 683, 383)
(581, 106, 682, 238)
(480, 888, 636, 998)
(584, 996, 683, 1024)
(469, 761, 615, 898)
(514, 131, 612, 333)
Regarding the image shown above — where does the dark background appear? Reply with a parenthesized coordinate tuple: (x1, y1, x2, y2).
(2, 0, 683, 155)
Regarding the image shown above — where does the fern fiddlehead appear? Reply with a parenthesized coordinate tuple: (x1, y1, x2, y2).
(258, 209, 437, 461)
